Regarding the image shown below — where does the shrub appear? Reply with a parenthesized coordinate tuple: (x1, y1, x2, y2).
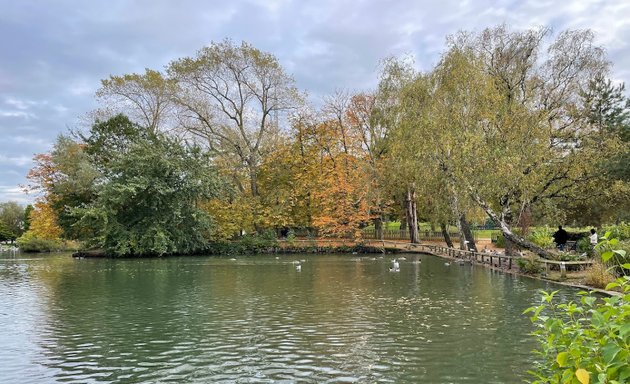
(525, 234, 630, 383)
(527, 226, 555, 249)
(601, 222, 630, 241)
(16, 232, 65, 252)
(596, 234, 630, 277)
(495, 233, 506, 248)
(516, 255, 544, 275)
(205, 232, 279, 256)
(576, 237, 592, 255)
(549, 252, 581, 262)
(584, 260, 616, 289)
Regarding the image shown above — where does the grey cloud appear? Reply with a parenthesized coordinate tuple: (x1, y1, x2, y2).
(1, 0, 629, 203)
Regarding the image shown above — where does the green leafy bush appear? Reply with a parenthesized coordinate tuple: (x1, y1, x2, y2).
(516, 255, 544, 275)
(576, 237, 592, 255)
(495, 233, 506, 248)
(596, 233, 630, 277)
(16, 233, 80, 253)
(525, 234, 630, 383)
(527, 226, 555, 249)
(601, 222, 630, 241)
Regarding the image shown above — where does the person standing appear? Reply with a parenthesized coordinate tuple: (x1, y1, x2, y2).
(589, 228, 598, 248)
(552, 226, 568, 251)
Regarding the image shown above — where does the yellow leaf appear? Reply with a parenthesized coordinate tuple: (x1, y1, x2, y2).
(575, 368, 589, 384)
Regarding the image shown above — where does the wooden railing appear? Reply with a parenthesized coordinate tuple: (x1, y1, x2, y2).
(378, 240, 593, 273)
(363, 229, 465, 242)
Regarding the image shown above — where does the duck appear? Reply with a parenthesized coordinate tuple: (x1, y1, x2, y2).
(295, 264, 302, 272)
(444, 262, 451, 266)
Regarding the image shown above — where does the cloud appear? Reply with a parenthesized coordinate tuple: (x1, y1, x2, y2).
(0, 155, 32, 167)
(0, 185, 33, 204)
(0, 0, 629, 203)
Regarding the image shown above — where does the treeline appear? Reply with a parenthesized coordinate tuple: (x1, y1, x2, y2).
(20, 25, 630, 257)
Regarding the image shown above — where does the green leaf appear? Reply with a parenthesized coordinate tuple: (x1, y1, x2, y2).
(602, 344, 621, 364)
(606, 282, 620, 290)
(621, 263, 630, 270)
(556, 351, 570, 367)
(612, 249, 627, 258)
(602, 251, 614, 262)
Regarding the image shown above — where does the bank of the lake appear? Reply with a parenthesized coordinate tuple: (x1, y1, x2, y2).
(1, 251, 581, 383)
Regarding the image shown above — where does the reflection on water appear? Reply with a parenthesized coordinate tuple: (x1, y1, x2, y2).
(0, 253, 574, 383)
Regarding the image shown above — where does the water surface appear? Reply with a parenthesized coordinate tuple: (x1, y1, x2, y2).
(0, 253, 575, 383)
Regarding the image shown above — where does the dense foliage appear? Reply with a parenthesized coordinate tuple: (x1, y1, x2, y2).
(526, 235, 630, 383)
(19, 26, 630, 257)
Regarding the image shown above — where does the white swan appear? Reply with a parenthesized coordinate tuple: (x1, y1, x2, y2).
(295, 263, 302, 272)
(444, 262, 451, 266)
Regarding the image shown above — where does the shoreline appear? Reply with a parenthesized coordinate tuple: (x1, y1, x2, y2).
(65, 238, 619, 296)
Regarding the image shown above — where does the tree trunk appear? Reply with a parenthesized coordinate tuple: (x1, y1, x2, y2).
(406, 186, 419, 243)
(470, 191, 553, 259)
(441, 222, 454, 248)
(459, 214, 478, 252)
(449, 192, 466, 250)
(374, 217, 383, 241)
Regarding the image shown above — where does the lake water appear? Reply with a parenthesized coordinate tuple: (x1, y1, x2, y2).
(0, 252, 575, 383)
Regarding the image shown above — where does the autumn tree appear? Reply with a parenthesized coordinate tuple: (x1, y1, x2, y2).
(168, 40, 300, 199)
(96, 69, 177, 133)
(26, 135, 99, 239)
(25, 201, 63, 240)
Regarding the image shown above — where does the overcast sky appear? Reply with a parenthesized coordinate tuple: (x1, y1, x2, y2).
(1, 0, 629, 204)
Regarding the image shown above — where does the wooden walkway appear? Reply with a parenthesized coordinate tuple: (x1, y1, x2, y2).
(371, 240, 593, 272)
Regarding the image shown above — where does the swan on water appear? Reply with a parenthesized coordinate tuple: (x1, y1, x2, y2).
(444, 262, 451, 266)
(295, 264, 302, 272)
(389, 260, 400, 272)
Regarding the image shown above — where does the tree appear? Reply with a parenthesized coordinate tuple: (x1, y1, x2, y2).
(26, 201, 63, 240)
(168, 39, 300, 200)
(0, 201, 25, 238)
(26, 135, 99, 239)
(0, 221, 16, 242)
(96, 69, 177, 133)
(23, 204, 33, 232)
(396, 26, 619, 257)
(77, 116, 222, 256)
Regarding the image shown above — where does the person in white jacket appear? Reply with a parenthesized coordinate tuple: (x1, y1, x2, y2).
(589, 229, 598, 247)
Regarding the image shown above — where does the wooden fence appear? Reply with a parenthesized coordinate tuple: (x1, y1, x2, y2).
(362, 228, 475, 242)
(379, 241, 593, 272)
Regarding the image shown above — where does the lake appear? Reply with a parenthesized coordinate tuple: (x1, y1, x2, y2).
(0, 252, 575, 383)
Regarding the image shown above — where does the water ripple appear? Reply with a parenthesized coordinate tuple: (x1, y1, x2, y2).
(0, 253, 576, 383)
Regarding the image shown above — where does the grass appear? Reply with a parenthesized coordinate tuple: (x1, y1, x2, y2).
(363, 221, 499, 239)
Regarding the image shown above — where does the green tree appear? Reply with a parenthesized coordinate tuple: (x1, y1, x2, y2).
(0, 201, 25, 238)
(78, 116, 222, 256)
(0, 220, 16, 242)
(395, 26, 620, 257)
(23, 204, 33, 232)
